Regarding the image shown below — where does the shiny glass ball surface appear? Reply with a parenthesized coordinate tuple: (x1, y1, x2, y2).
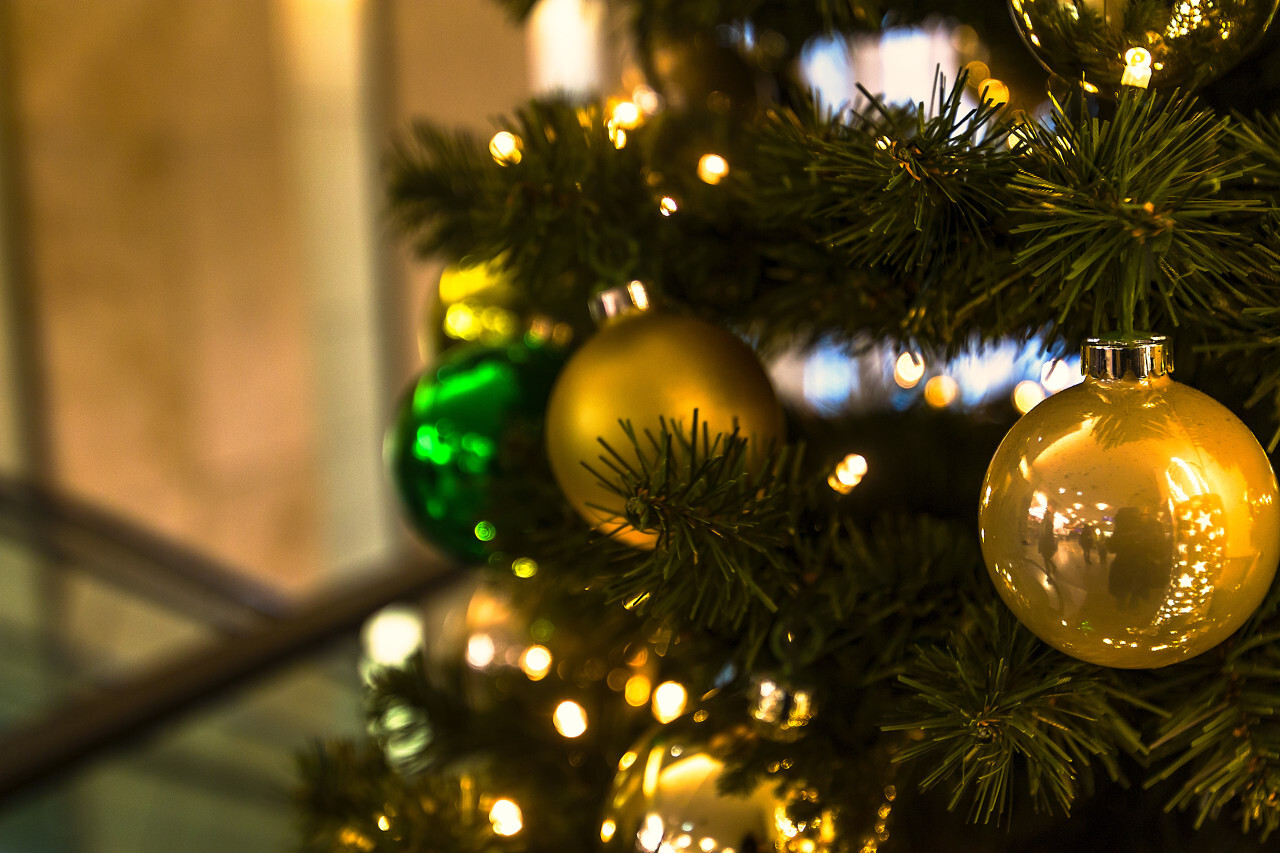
(545, 311, 784, 549)
(979, 373, 1280, 667)
(1008, 0, 1279, 95)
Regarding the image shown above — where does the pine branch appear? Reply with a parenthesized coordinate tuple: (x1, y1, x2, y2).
(888, 603, 1146, 825)
(1146, 631, 1280, 839)
(1011, 90, 1271, 336)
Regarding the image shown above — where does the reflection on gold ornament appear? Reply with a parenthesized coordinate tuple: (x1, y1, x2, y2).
(599, 716, 838, 853)
(979, 337, 1280, 667)
(544, 283, 785, 548)
(1008, 0, 1280, 96)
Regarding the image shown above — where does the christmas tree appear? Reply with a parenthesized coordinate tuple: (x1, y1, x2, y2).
(295, 1, 1280, 850)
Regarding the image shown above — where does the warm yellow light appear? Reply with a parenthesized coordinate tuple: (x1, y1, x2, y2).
(697, 153, 729, 185)
(489, 799, 523, 836)
(979, 79, 1009, 106)
(600, 819, 617, 842)
(923, 374, 959, 408)
(511, 556, 538, 578)
(361, 604, 423, 666)
(377, 815, 390, 832)
(612, 100, 642, 128)
(553, 700, 589, 737)
(465, 633, 496, 668)
(964, 60, 991, 86)
(632, 84, 661, 114)
(443, 303, 482, 341)
(618, 750, 638, 771)
(894, 352, 925, 388)
(1125, 47, 1153, 67)
(660, 196, 679, 216)
(439, 260, 505, 304)
(828, 453, 868, 495)
(608, 121, 628, 149)
(625, 674, 652, 707)
(489, 131, 523, 165)
(1012, 379, 1047, 413)
(520, 645, 553, 680)
(1040, 359, 1078, 393)
(652, 681, 688, 723)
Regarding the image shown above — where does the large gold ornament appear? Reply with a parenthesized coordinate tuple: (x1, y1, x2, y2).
(979, 337, 1280, 668)
(544, 283, 785, 548)
(1008, 0, 1279, 95)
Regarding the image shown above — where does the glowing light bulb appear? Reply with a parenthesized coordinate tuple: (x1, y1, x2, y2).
(511, 557, 538, 578)
(697, 153, 729, 185)
(612, 100, 642, 128)
(489, 799, 523, 836)
(923, 375, 959, 408)
(979, 79, 1009, 106)
(488, 131, 522, 165)
(625, 674, 652, 707)
(652, 681, 687, 723)
(828, 453, 868, 494)
(632, 85, 661, 114)
(1012, 379, 1047, 413)
(1040, 359, 1079, 393)
(466, 633, 496, 669)
(660, 196, 678, 216)
(894, 352, 925, 388)
(608, 122, 627, 149)
(554, 700, 589, 737)
(361, 604, 423, 666)
(520, 645, 553, 680)
(1122, 47, 1153, 88)
(600, 819, 617, 842)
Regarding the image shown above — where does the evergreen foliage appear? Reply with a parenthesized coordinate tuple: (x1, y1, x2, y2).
(297, 1, 1280, 850)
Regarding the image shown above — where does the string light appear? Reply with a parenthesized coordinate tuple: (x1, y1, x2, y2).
(979, 79, 1010, 106)
(465, 633, 496, 669)
(520, 645, 553, 680)
(489, 799, 523, 836)
(652, 681, 687, 723)
(611, 100, 642, 128)
(697, 153, 729, 184)
(1122, 46, 1153, 88)
(1012, 379, 1047, 413)
(488, 131, 523, 165)
(660, 196, 679, 216)
(894, 352, 925, 388)
(553, 700, 589, 737)
(600, 819, 617, 842)
(923, 375, 959, 408)
(625, 674, 652, 707)
(828, 453, 868, 494)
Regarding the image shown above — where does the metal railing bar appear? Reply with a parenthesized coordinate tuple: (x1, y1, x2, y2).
(0, 476, 293, 624)
(0, 554, 462, 804)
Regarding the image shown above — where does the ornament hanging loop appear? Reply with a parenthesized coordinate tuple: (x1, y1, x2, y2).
(1082, 335, 1172, 380)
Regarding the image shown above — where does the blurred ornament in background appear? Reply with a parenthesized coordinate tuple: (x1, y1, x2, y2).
(599, 714, 839, 853)
(979, 336, 1280, 667)
(544, 282, 785, 548)
(1008, 0, 1279, 96)
(386, 338, 563, 561)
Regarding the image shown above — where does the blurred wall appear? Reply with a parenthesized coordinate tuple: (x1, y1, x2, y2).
(0, 0, 530, 595)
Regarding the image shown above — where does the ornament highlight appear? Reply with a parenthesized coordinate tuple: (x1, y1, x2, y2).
(385, 340, 562, 561)
(1008, 0, 1280, 96)
(544, 283, 785, 548)
(979, 337, 1280, 668)
(599, 715, 836, 853)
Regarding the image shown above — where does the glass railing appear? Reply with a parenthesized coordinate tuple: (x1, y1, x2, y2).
(0, 475, 455, 852)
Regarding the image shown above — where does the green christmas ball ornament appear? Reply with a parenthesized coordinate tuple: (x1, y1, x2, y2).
(1009, 0, 1279, 96)
(385, 339, 563, 561)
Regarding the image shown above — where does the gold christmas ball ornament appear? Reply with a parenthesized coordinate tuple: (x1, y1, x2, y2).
(544, 283, 785, 549)
(979, 337, 1280, 668)
(1009, 0, 1280, 96)
(599, 715, 839, 853)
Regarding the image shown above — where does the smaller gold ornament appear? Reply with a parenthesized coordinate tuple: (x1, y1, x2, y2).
(599, 714, 837, 853)
(544, 282, 785, 548)
(979, 336, 1280, 668)
(1008, 0, 1280, 96)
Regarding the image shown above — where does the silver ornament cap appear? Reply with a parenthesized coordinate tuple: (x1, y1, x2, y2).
(1082, 335, 1172, 381)
(589, 281, 652, 325)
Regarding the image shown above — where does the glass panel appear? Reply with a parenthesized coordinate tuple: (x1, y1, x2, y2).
(0, 632, 368, 853)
